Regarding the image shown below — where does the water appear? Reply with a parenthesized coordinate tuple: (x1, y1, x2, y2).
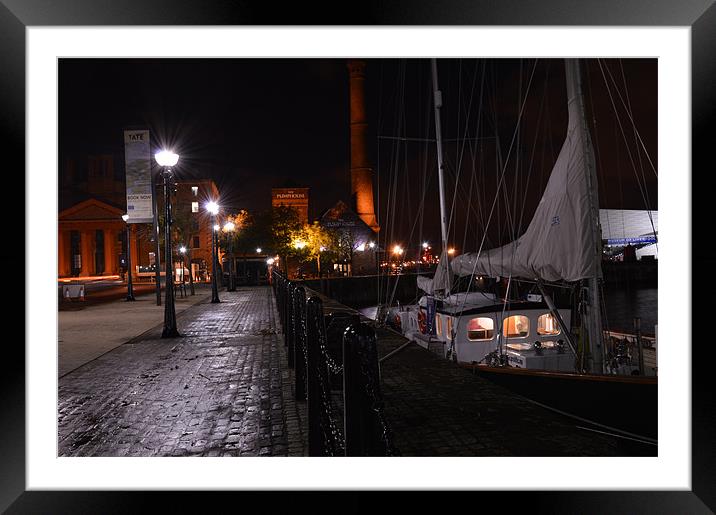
(602, 287, 658, 336)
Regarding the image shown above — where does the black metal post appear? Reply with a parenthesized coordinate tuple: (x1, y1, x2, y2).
(293, 286, 307, 401)
(305, 296, 325, 456)
(125, 222, 135, 301)
(211, 214, 220, 303)
(152, 177, 161, 306)
(161, 167, 179, 338)
(287, 283, 295, 367)
(343, 322, 381, 456)
(228, 232, 236, 292)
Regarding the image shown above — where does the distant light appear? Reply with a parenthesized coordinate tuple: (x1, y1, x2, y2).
(356, 243, 366, 252)
(179, 246, 186, 254)
(294, 240, 306, 250)
(155, 150, 179, 167)
(422, 242, 429, 249)
(256, 247, 262, 253)
(206, 201, 219, 215)
(266, 258, 275, 265)
(392, 245, 404, 255)
(368, 242, 375, 249)
(213, 224, 220, 231)
(122, 214, 129, 222)
(223, 221, 235, 232)
(447, 248, 456, 255)
(319, 246, 326, 252)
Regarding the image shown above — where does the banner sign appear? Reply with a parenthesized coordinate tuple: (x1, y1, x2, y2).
(606, 236, 657, 246)
(124, 130, 154, 223)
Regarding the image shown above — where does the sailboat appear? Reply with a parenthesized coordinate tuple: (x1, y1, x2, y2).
(385, 58, 657, 441)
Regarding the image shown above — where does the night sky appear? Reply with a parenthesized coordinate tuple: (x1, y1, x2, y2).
(59, 58, 657, 254)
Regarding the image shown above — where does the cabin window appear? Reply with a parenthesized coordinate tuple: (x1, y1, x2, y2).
(435, 315, 442, 336)
(503, 315, 529, 338)
(467, 317, 494, 341)
(537, 313, 560, 335)
(446, 317, 453, 340)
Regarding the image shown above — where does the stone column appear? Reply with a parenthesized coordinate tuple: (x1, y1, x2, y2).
(104, 228, 116, 275)
(80, 229, 93, 277)
(348, 59, 379, 233)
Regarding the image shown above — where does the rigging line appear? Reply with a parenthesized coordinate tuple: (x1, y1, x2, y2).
(618, 59, 651, 192)
(601, 60, 657, 222)
(516, 61, 549, 239)
(454, 59, 539, 320)
(597, 60, 658, 245)
(447, 57, 482, 247)
(602, 60, 658, 180)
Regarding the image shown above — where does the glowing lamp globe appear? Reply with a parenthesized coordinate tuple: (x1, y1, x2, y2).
(154, 150, 179, 167)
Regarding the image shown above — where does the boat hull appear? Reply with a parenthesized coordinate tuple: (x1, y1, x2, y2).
(462, 364, 657, 440)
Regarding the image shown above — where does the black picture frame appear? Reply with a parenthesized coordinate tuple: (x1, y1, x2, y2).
(3, 1, 713, 512)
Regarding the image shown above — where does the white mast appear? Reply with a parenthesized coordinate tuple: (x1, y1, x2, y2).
(566, 58, 605, 374)
(431, 59, 451, 296)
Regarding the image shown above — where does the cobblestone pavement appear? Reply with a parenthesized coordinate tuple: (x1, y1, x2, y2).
(58, 286, 307, 457)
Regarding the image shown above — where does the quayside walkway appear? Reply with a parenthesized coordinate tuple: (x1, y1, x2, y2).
(58, 284, 652, 457)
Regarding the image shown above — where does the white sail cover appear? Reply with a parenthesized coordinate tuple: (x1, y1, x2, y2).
(451, 60, 602, 283)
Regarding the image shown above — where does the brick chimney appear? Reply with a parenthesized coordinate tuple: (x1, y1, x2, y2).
(347, 59, 379, 233)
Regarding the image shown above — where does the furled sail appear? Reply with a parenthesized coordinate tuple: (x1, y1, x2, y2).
(451, 59, 602, 283)
(417, 248, 453, 294)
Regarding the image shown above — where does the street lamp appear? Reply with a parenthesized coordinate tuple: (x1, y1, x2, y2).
(121, 214, 135, 301)
(223, 221, 236, 292)
(206, 201, 220, 303)
(155, 149, 180, 337)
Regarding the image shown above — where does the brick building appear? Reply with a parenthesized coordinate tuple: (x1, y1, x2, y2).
(58, 153, 219, 281)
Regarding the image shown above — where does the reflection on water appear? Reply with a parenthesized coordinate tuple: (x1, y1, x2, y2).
(359, 287, 658, 336)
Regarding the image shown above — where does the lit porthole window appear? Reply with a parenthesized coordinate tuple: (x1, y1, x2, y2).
(503, 315, 529, 338)
(537, 313, 560, 335)
(467, 317, 494, 341)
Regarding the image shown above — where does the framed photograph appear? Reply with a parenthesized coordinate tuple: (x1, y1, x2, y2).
(4, 0, 713, 511)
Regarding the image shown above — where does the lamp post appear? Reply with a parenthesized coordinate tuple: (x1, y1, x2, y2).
(155, 150, 180, 338)
(121, 214, 135, 301)
(179, 246, 187, 298)
(223, 221, 236, 292)
(207, 201, 220, 303)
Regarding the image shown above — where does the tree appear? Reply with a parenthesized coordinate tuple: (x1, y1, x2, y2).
(267, 205, 302, 273)
(290, 221, 335, 277)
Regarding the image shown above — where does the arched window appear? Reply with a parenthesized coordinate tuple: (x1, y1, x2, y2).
(537, 313, 560, 335)
(503, 315, 529, 338)
(467, 317, 494, 341)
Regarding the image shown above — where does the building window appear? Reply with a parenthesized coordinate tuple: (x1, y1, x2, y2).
(191, 186, 198, 196)
(503, 315, 529, 338)
(191, 201, 199, 213)
(537, 313, 560, 335)
(192, 236, 200, 249)
(467, 317, 494, 341)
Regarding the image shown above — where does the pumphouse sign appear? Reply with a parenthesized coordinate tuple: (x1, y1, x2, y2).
(124, 129, 154, 224)
(271, 187, 309, 224)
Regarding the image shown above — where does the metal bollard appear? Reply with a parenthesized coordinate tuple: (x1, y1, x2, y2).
(305, 296, 325, 455)
(343, 321, 382, 456)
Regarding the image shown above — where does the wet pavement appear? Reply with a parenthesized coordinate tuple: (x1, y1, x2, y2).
(58, 286, 306, 457)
